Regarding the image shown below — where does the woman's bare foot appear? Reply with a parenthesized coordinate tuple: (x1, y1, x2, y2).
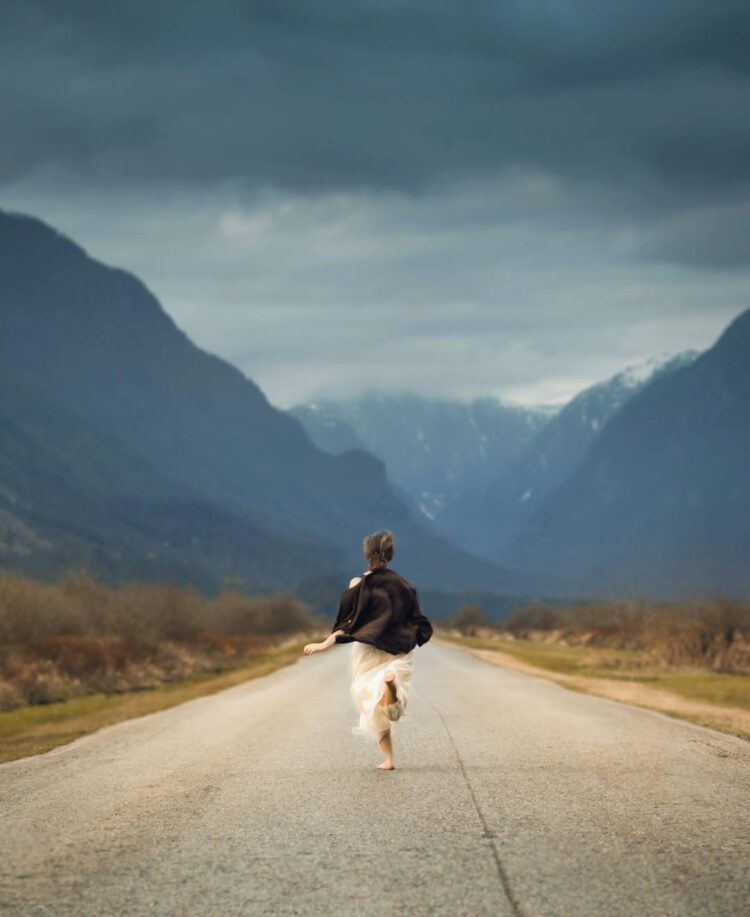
(380, 671, 398, 705)
(377, 729, 394, 769)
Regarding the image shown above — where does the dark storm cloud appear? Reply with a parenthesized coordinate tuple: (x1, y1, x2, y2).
(2, 0, 750, 198)
(2, 1, 749, 408)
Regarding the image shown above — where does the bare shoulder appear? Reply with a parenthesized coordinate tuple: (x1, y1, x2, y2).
(348, 575, 363, 588)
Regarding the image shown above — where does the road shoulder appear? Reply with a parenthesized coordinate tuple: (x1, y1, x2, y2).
(0, 641, 305, 765)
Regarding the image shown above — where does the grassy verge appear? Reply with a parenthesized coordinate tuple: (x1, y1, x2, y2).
(439, 633, 750, 740)
(0, 641, 305, 765)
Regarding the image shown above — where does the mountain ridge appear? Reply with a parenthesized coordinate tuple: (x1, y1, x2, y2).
(422, 351, 699, 559)
(291, 391, 553, 524)
(0, 208, 525, 594)
(506, 309, 750, 597)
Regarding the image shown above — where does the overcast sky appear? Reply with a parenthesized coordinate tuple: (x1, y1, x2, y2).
(2, 1, 749, 407)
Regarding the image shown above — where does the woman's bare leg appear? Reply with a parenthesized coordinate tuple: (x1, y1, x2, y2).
(376, 729, 394, 770)
(375, 672, 398, 769)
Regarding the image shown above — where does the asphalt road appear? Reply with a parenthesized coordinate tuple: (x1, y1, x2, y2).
(1, 641, 748, 917)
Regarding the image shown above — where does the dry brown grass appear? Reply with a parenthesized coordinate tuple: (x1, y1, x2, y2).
(498, 599, 750, 673)
(0, 570, 319, 711)
(442, 598, 750, 740)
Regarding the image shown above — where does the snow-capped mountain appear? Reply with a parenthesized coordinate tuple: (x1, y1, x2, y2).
(290, 392, 555, 522)
(436, 351, 699, 559)
(507, 313, 750, 598)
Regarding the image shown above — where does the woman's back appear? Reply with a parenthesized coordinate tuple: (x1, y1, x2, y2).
(333, 566, 433, 654)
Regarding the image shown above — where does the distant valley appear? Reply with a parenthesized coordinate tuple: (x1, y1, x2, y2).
(293, 330, 750, 599)
(291, 393, 556, 521)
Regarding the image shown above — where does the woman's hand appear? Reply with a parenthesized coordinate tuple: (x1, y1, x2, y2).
(303, 641, 328, 655)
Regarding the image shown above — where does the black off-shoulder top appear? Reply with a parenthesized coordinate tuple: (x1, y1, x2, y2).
(330, 567, 433, 655)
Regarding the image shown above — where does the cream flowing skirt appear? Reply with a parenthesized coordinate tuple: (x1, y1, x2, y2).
(349, 641, 414, 738)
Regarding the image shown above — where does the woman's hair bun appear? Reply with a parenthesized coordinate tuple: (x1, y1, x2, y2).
(362, 530, 395, 569)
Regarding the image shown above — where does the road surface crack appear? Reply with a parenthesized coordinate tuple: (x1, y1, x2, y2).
(433, 706, 525, 917)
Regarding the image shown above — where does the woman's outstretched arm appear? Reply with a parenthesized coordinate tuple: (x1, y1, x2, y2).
(303, 629, 345, 655)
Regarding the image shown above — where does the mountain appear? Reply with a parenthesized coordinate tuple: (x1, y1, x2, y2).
(0, 209, 522, 593)
(506, 311, 750, 597)
(290, 403, 367, 456)
(0, 371, 335, 590)
(290, 393, 554, 522)
(438, 351, 698, 560)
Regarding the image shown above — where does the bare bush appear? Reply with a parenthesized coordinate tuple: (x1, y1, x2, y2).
(0, 570, 316, 646)
(453, 605, 488, 636)
(500, 599, 750, 672)
(0, 570, 318, 708)
(502, 605, 563, 634)
(0, 677, 22, 712)
(10, 660, 71, 705)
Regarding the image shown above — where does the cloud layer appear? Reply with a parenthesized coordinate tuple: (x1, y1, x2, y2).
(2, 1, 749, 405)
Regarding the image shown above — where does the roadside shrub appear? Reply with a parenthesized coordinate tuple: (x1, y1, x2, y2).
(502, 605, 562, 633)
(497, 599, 750, 672)
(0, 677, 22, 712)
(0, 570, 319, 707)
(58, 571, 115, 634)
(0, 570, 315, 647)
(0, 572, 74, 643)
(207, 592, 315, 636)
(34, 637, 144, 677)
(453, 605, 488, 636)
(13, 660, 71, 705)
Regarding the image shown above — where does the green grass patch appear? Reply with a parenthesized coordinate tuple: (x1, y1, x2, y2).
(0, 642, 304, 764)
(652, 670, 750, 710)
